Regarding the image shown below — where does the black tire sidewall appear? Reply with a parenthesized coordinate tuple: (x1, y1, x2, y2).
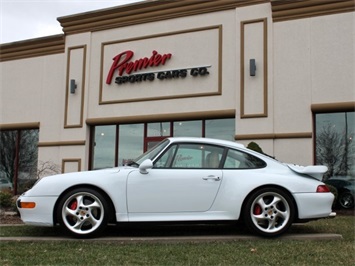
(243, 187, 295, 237)
(339, 192, 354, 209)
(57, 187, 109, 238)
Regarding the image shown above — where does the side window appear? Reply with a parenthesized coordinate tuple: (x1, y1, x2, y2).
(154, 143, 224, 169)
(223, 149, 266, 169)
(172, 144, 204, 168)
(154, 145, 177, 168)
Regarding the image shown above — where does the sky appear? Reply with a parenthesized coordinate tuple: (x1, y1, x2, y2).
(0, 0, 143, 44)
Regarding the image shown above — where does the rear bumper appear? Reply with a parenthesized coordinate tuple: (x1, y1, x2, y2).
(293, 192, 335, 219)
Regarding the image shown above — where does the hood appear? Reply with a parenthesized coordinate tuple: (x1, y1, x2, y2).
(287, 164, 328, 181)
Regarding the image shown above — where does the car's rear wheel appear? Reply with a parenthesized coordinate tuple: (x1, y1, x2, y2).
(57, 188, 109, 238)
(339, 192, 354, 209)
(243, 187, 295, 237)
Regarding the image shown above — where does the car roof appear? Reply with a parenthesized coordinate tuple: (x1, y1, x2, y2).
(167, 137, 245, 149)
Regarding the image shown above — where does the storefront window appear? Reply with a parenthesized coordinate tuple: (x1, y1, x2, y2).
(118, 124, 144, 165)
(174, 120, 202, 137)
(93, 125, 116, 169)
(18, 130, 39, 193)
(315, 112, 354, 180)
(90, 118, 235, 169)
(205, 118, 235, 141)
(147, 122, 170, 137)
(0, 129, 39, 194)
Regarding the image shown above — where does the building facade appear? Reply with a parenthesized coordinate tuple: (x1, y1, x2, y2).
(0, 0, 354, 194)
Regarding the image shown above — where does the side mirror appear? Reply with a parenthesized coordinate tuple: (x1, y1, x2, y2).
(139, 159, 153, 174)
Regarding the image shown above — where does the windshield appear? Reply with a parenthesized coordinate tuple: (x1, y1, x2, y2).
(133, 139, 170, 165)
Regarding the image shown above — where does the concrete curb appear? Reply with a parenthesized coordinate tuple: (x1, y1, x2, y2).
(0, 234, 343, 243)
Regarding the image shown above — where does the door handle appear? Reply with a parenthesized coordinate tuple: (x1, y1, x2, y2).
(203, 175, 220, 181)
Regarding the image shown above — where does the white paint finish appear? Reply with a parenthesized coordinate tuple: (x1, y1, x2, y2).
(127, 169, 222, 213)
(18, 137, 334, 230)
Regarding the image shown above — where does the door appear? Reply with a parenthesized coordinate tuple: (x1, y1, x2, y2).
(127, 143, 224, 213)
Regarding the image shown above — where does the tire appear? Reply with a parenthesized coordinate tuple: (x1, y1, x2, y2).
(57, 188, 109, 238)
(243, 187, 295, 237)
(338, 192, 354, 209)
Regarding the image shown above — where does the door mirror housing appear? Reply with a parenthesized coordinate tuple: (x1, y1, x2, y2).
(139, 159, 153, 174)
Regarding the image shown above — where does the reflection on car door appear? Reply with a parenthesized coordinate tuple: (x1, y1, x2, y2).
(127, 168, 223, 213)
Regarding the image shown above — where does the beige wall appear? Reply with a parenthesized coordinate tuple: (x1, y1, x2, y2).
(272, 12, 354, 164)
(1, 2, 354, 171)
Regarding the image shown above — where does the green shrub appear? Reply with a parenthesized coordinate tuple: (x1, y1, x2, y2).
(0, 190, 14, 208)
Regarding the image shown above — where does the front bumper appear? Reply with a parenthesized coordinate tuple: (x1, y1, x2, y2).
(17, 195, 57, 227)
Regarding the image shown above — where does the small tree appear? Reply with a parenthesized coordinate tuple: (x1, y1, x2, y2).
(247, 142, 264, 154)
(37, 161, 61, 179)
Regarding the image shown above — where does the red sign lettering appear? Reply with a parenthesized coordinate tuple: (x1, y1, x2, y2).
(106, 50, 172, 84)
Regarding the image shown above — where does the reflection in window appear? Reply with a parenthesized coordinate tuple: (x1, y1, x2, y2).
(118, 124, 144, 166)
(90, 118, 236, 169)
(93, 125, 116, 169)
(154, 145, 177, 168)
(18, 129, 39, 180)
(0, 129, 39, 194)
(155, 144, 224, 169)
(315, 112, 355, 180)
(147, 122, 170, 137)
(223, 149, 266, 169)
(174, 121, 202, 137)
(206, 118, 235, 141)
(172, 144, 205, 168)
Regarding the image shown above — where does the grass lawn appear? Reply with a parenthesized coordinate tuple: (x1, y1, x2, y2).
(0, 215, 354, 265)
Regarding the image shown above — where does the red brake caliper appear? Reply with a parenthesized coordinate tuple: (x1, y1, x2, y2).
(253, 204, 262, 215)
(69, 200, 77, 210)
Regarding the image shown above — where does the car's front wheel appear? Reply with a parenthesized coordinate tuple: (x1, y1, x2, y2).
(243, 187, 295, 237)
(57, 188, 109, 238)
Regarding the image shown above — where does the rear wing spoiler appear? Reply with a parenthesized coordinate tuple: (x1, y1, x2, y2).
(287, 164, 328, 181)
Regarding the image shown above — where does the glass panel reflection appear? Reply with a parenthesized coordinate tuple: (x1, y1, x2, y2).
(174, 121, 201, 137)
(18, 129, 39, 193)
(205, 118, 235, 141)
(93, 125, 116, 169)
(118, 124, 144, 166)
(147, 122, 170, 137)
(315, 112, 355, 180)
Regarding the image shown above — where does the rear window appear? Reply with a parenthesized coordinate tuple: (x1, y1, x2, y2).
(223, 149, 266, 169)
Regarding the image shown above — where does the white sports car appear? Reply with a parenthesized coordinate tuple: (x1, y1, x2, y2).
(17, 137, 335, 238)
